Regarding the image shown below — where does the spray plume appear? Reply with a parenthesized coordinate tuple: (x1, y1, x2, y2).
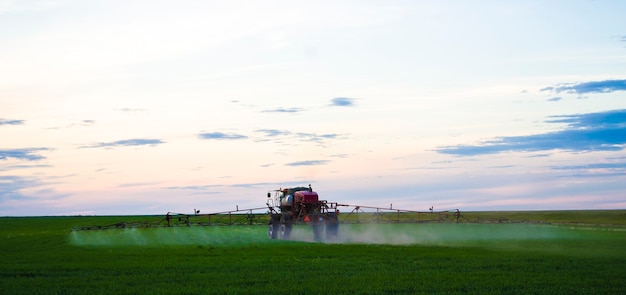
(69, 223, 580, 248)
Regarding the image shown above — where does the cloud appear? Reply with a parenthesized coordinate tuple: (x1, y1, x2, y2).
(0, 119, 24, 125)
(45, 120, 96, 130)
(546, 97, 562, 102)
(541, 79, 626, 94)
(261, 107, 303, 113)
(296, 132, 339, 141)
(285, 160, 329, 166)
(254, 129, 341, 144)
(262, 98, 357, 112)
(0, 175, 70, 209)
(546, 109, 626, 128)
(436, 109, 626, 156)
(0, 164, 52, 172)
(551, 162, 626, 171)
(198, 132, 248, 140)
(526, 154, 550, 158)
(0, 176, 38, 201)
(117, 182, 160, 188)
(255, 129, 291, 137)
(548, 161, 626, 178)
(82, 139, 165, 148)
(0, 148, 49, 161)
(329, 97, 356, 107)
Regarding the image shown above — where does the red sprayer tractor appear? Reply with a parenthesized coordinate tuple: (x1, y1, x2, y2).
(73, 184, 475, 241)
(266, 185, 339, 241)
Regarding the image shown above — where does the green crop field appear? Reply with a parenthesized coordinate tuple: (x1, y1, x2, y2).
(1, 211, 625, 294)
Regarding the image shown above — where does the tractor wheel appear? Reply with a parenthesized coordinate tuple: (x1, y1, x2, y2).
(280, 214, 292, 239)
(312, 222, 324, 242)
(268, 216, 280, 239)
(280, 223, 292, 239)
(325, 213, 339, 241)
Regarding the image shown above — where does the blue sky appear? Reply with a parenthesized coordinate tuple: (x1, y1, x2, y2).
(1, 0, 625, 216)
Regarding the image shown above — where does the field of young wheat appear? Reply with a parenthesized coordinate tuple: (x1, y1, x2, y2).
(1, 211, 624, 294)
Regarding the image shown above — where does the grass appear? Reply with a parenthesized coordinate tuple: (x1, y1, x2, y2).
(1, 211, 625, 294)
(461, 210, 626, 225)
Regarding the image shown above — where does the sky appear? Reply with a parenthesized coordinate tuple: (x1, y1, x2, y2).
(1, 0, 625, 216)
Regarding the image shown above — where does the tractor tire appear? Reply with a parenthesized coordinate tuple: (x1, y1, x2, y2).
(268, 216, 280, 239)
(280, 223, 292, 239)
(280, 215, 292, 240)
(312, 223, 324, 242)
(325, 213, 339, 241)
